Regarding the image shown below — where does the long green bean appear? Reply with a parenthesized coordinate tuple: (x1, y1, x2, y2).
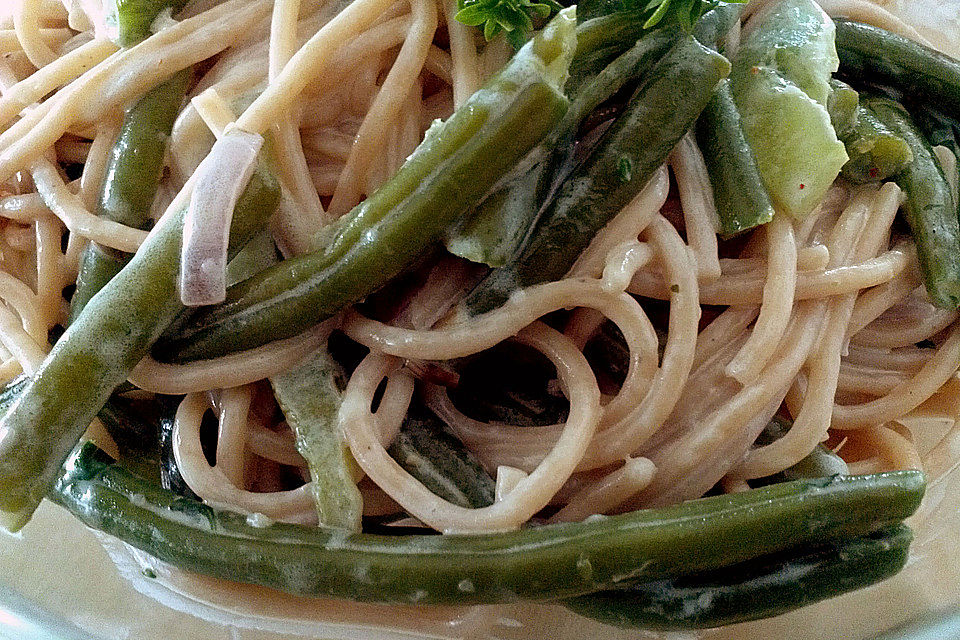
(446, 27, 677, 266)
(0, 158, 280, 533)
(69, 70, 190, 321)
(156, 12, 576, 362)
(696, 79, 775, 237)
(835, 19, 960, 118)
(866, 96, 960, 309)
(464, 34, 729, 314)
(51, 442, 924, 605)
(565, 524, 912, 630)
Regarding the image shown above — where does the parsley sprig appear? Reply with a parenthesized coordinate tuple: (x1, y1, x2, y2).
(454, 0, 563, 48)
(454, 0, 737, 48)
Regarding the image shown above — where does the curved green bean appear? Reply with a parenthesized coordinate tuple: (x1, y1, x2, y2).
(51, 442, 924, 605)
(564, 524, 912, 630)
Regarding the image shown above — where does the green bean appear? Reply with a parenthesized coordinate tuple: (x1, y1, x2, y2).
(567, 4, 742, 95)
(0, 159, 280, 533)
(69, 70, 190, 322)
(464, 34, 730, 314)
(695, 79, 775, 237)
(564, 524, 912, 630)
(270, 350, 363, 530)
(110, 0, 189, 46)
(156, 12, 576, 362)
(51, 442, 924, 604)
(912, 103, 960, 174)
(388, 407, 495, 509)
(835, 19, 960, 118)
(865, 96, 960, 309)
(839, 104, 913, 183)
(753, 417, 849, 482)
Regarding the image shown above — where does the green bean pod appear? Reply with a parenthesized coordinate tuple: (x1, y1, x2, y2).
(835, 19, 960, 118)
(564, 524, 912, 630)
(0, 163, 280, 532)
(70, 70, 190, 322)
(50, 442, 924, 604)
(389, 408, 496, 509)
(449, 3, 745, 268)
(270, 349, 362, 530)
(157, 12, 576, 362)
(866, 96, 960, 309)
(696, 79, 775, 237)
(465, 34, 730, 314)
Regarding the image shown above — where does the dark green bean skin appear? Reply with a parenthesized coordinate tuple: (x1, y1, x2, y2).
(111, 0, 189, 46)
(913, 104, 960, 167)
(158, 23, 574, 362)
(69, 70, 190, 322)
(465, 35, 730, 314)
(696, 80, 774, 237)
(839, 105, 913, 184)
(51, 442, 924, 604)
(567, 4, 742, 95)
(835, 19, 960, 118)
(388, 408, 495, 509)
(564, 524, 912, 630)
(866, 97, 960, 309)
(0, 165, 279, 532)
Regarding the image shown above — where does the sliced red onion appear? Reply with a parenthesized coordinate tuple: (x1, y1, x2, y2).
(179, 129, 263, 306)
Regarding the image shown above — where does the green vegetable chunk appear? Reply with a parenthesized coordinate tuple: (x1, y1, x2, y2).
(840, 104, 913, 183)
(565, 524, 912, 630)
(109, 0, 189, 46)
(51, 441, 925, 604)
(270, 349, 363, 530)
(730, 0, 848, 218)
(827, 78, 860, 137)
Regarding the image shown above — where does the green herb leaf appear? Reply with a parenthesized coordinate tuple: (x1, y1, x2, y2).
(455, 0, 563, 43)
